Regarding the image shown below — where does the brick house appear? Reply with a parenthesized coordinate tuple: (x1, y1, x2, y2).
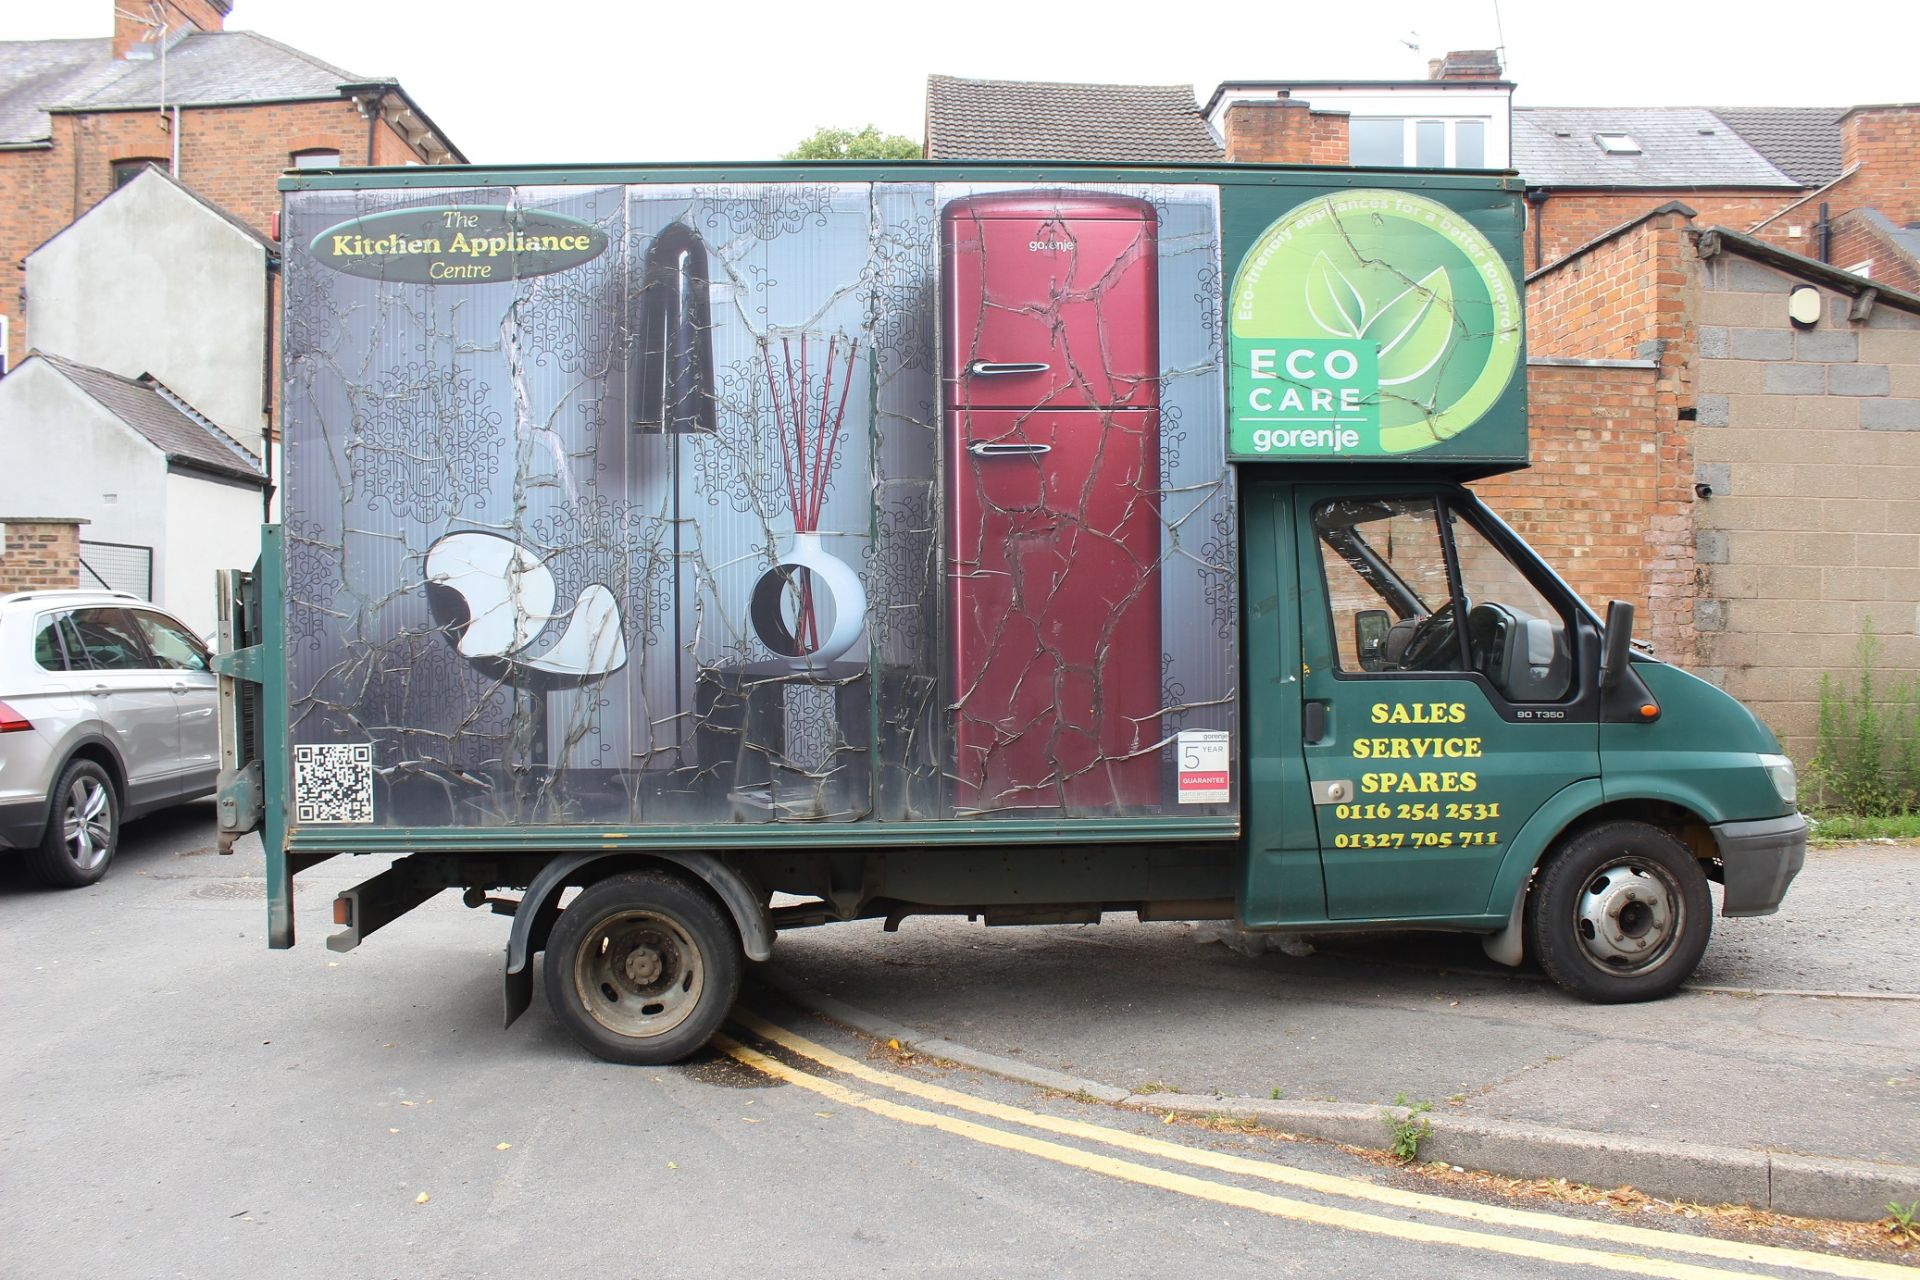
(0, 0, 465, 371)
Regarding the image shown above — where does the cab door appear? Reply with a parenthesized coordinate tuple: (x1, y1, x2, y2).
(1293, 486, 1599, 921)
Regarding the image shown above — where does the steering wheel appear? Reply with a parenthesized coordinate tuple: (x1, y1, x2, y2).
(1396, 601, 1460, 671)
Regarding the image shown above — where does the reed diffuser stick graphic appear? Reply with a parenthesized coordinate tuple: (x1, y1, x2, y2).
(760, 333, 859, 652)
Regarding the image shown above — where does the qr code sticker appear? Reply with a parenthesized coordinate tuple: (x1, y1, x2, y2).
(294, 744, 374, 824)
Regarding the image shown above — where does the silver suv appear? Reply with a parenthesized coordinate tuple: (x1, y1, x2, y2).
(0, 590, 218, 886)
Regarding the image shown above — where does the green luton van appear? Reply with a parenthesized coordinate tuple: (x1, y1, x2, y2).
(213, 160, 1807, 1065)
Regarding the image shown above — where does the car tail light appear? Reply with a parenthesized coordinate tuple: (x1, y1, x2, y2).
(0, 700, 32, 733)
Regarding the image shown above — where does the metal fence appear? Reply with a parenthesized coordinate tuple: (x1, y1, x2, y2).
(78, 540, 153, 599)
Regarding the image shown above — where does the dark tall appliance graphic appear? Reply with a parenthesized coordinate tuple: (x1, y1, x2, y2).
(942, 192, 1162, 812)
(631, 222, 716, 761)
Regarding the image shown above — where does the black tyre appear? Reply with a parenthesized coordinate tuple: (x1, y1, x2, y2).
(1525, 820, 1711, 1003)
(542, 869, 742, 1065)
(25, 759, 119, 889)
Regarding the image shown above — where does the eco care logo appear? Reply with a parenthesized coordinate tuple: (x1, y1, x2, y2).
(309, 206, 608, 284)
(1229, 191, 1520, 458)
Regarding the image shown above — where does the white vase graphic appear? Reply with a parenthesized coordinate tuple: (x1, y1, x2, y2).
(750, 531, 866, 671)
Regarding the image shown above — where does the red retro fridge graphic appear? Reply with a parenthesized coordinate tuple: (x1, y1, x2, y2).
(942, 192, 1162, 811)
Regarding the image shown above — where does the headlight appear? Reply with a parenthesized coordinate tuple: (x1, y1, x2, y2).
(1759, 754, 1797, 807)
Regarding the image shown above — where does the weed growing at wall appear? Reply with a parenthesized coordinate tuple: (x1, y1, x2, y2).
(1811, 621, 1920, 816)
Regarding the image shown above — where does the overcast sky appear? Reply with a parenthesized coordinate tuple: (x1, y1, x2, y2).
(6, 0, 1912, 163)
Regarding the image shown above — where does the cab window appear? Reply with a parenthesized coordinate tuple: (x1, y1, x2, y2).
(1313, 496, 1572, 702)
(1316, 496, 1466, 675)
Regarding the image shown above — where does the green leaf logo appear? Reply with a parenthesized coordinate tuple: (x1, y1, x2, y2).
(1230, 189, 1522, 459)
(1366, 268, 1456, 388)
(1306, 253, 1366, 338)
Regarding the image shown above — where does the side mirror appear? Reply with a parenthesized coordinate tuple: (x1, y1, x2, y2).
(1354, 609, 1391, 672)
(1600, 600, 1636, 690)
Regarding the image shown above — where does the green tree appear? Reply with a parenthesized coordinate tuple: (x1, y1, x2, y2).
(783, 125, 921, 161)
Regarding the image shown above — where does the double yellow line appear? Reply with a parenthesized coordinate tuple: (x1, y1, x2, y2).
(718, 1011, 1911, 1280)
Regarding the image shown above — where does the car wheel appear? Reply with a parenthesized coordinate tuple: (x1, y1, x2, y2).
(26, 759, 120, 888)
(542, 869, 742, 1065)
(1525, 820, 1711, 1003)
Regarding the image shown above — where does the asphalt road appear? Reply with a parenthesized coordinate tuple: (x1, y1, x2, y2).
(2, 806, 1913, 1279)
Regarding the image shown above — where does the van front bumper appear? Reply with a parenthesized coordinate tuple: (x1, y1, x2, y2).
(1710, 813, 1807, 916)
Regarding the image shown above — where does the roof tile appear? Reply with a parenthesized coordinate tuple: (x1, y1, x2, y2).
(926, 74, 1222, 163)
(34, 353, 266, 485)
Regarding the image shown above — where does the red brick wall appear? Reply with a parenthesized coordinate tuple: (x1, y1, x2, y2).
(1526, 191, 1808, 273)
(1493, 208, 1702, 663)
(1476, 363, 1697, 662)
(1827, 211, 1920, 292)
(1, 99, 427, 369)
(0, 521, 84, 593)
(1841, 105, 1920, 226)
(1223, 101, 1349, 165)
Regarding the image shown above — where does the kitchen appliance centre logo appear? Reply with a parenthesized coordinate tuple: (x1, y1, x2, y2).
(308, 206, 608, 284)
(1229, 191, 1520, 458)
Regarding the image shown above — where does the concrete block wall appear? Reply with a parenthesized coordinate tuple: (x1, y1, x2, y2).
(0, 519, 84, 593)
(1690, 251, 1920, 760)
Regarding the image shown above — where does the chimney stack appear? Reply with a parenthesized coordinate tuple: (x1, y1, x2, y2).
(1430, 49, 1504, 82)
(113, 0, 231, 61)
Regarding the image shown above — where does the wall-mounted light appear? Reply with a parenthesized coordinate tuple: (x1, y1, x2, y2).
(1787, 285, 1822, 329)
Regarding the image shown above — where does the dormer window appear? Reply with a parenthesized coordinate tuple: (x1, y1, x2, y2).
(1595, 132, 1642, 154)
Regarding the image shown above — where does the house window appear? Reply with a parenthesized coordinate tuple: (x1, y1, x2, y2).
(1349, 118, 1494, 169)
(112, 158, 166, 188)
(1350, 118, 1405, 167)
(1456, 120, 1487, 168)
(1595, 132, 1642, 154)
(291, 149, 340, 169)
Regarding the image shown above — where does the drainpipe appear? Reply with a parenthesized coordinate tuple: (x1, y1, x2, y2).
(1817, 202, 1831, 264)
(1526, 188, 1549, 272)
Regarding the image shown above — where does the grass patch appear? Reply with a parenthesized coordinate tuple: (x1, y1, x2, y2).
(1805, 812, 1920, 846)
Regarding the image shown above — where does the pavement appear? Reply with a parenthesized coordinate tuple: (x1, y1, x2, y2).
(758, 844, 1920, 1222)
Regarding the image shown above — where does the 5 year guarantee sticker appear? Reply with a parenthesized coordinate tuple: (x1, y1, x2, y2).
(1177, 730, 1231, 804)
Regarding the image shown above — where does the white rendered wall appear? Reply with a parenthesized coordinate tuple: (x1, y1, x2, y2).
(26, 169, 269, 449)
(162, 470, 264, 637)
(0, 361, 169, 580)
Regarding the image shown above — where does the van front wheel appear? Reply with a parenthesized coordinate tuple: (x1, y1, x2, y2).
(543, 870, 742, 1065)
(1526, 821, 1711, 1003)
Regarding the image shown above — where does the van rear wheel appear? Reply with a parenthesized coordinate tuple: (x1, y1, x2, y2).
(1526, 821, 1711, 1003)
(543, 870, 742, 1065)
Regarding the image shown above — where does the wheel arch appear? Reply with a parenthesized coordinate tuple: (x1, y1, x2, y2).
(60, 733, 129, 804)
(503, 850, 771, 1028)
(1480, 782, 1718, 967)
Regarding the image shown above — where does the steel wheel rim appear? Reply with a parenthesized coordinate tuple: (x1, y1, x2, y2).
(572, 909, 705, 1039)
(63, 777, 112, 871)
(1574, 856, 1683, 973)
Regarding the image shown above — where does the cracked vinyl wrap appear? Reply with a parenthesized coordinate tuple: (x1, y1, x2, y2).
(281, 180, 1235, 829)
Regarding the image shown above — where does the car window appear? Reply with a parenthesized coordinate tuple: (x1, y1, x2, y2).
(68, 608, 150, 672)
(131, 611, 211, 673)
(34, 616, 69, 671)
